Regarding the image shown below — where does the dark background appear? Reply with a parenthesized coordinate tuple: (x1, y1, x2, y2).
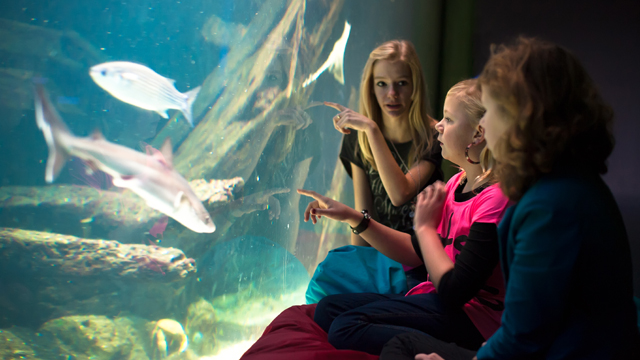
(471, 0, 640, 295)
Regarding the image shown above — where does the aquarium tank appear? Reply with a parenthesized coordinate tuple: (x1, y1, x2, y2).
(0, 0, 447, 359)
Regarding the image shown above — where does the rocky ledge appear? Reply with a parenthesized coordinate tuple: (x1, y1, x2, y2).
(0, 228, 196, 281)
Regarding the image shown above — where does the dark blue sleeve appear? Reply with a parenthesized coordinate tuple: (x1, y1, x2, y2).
(477, 199, 581, 359)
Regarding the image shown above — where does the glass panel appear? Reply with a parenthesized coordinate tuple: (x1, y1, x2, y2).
(0, 0, 440, 358)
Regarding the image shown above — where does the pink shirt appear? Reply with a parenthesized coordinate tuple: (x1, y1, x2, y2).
(405, 172, 509, 339)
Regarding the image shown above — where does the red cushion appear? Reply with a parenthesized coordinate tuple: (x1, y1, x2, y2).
(241, 304, 379, 360)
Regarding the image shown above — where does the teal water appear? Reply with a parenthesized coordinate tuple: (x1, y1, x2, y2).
(0, 1, 430, 358)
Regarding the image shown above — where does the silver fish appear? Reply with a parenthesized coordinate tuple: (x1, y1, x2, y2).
(89, 61, 201, 127)
(34, 84, 215, 233)
(302, 21, 351, 88)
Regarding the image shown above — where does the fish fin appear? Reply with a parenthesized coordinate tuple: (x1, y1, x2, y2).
(46, 150, 69, 184)
(168, 78, 176, 84)
(174, 191, 185, 209)
(139, 140, 149, 153)
(90, 129, 105, 140)
(181, 86, 201, 127)
(141, 140, 172, 169)
(33, 84, 72, 183)
(159, 138, 174, 167)
(156, 109, 169, 119)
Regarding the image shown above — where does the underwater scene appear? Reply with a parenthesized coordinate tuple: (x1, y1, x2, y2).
(0, 1, 431, 359)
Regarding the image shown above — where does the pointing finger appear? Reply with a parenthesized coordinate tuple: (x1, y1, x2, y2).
(323, 101, 348, 112)
(297, 189, 327, 202)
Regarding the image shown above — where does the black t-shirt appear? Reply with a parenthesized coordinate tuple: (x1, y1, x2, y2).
(339, 131, 443, 234)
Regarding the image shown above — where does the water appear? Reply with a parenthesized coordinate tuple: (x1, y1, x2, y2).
(0, 1, 429, 358)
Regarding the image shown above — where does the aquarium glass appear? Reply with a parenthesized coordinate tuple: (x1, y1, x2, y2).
(0, 1, 440, 358)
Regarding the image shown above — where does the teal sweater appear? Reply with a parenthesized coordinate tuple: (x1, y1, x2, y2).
(477, 171, 639, 359)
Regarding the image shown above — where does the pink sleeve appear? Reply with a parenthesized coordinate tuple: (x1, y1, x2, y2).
(470, 184, 510, 225)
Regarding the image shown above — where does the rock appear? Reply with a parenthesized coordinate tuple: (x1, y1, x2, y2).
(39, 315, 151, 360)
(185, 299, 218, 356)
(0, 328, 41, 360)
(0, 228, 195, 327)
(0, 18, 105, 71)
(0, 228, 195, 281)
(201, 14, 247, 47)
(0, 177, 243, 242)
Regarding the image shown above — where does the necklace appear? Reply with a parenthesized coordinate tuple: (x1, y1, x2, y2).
(389, 140, 420, 217)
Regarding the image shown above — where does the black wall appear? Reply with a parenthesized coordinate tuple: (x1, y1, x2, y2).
(472, 0, 640, 295)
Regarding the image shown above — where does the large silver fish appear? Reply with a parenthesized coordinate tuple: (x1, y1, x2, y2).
(89, 61, 201, 127)
(34, 85, 215, 233)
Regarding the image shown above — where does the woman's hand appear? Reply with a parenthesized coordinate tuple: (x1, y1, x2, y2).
(324, 102, 377, 134)
(415, 354, 445, 360)
(414, 181, 447, 231)
(297, 189, 362, 225)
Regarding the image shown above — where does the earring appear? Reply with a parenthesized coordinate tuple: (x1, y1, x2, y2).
(465, 143, 480, 164)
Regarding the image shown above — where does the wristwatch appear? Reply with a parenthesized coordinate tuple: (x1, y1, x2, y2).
(351, 209, 371, 235)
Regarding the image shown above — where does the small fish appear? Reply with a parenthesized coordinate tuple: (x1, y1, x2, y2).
(89, 61, 201, 127)
(302, 21, 351, 87)
(148, 215, 169, 238)
(34, 84, 215, 233)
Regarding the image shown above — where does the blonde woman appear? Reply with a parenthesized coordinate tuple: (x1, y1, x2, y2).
(305, 41, 443, 302)
(329, 40, 442, 245)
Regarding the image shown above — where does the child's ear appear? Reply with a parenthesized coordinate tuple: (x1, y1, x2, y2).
(473, 125, 486, 144)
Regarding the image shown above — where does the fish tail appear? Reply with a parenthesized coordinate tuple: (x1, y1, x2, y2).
(182, 86, 201, 127)
(328, 22, 351, 85)
(34, 84, 72, 183)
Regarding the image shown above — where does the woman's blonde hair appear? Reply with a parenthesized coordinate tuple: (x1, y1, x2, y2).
(446, 79, 495, 183)
(357, 40, 435, 171)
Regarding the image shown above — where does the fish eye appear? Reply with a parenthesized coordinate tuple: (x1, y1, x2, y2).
(101, 69, 107, 76)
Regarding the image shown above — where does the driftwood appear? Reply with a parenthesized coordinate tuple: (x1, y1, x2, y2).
(152, 0, 345, 181)
(0, 178, 244, 241)
(0, 228, 195, 282)
(0, 18, 104, 70)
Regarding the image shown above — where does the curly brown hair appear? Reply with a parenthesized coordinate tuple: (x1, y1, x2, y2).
(478, 37, 615, 201)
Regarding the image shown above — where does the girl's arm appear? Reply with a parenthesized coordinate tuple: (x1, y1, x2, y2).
(414, 182, 506, 309)
(351, 164, 374, 246)
(413, 181, 451, 288)
(365, 123, 437, 206)
(327, 102, 437, 206)
(298, 189, 423, 266)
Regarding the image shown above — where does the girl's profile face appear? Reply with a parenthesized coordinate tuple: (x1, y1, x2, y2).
(435, 95, 478, 165)
(480, 90, 512, 156)
(372, 60, 413, 122)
